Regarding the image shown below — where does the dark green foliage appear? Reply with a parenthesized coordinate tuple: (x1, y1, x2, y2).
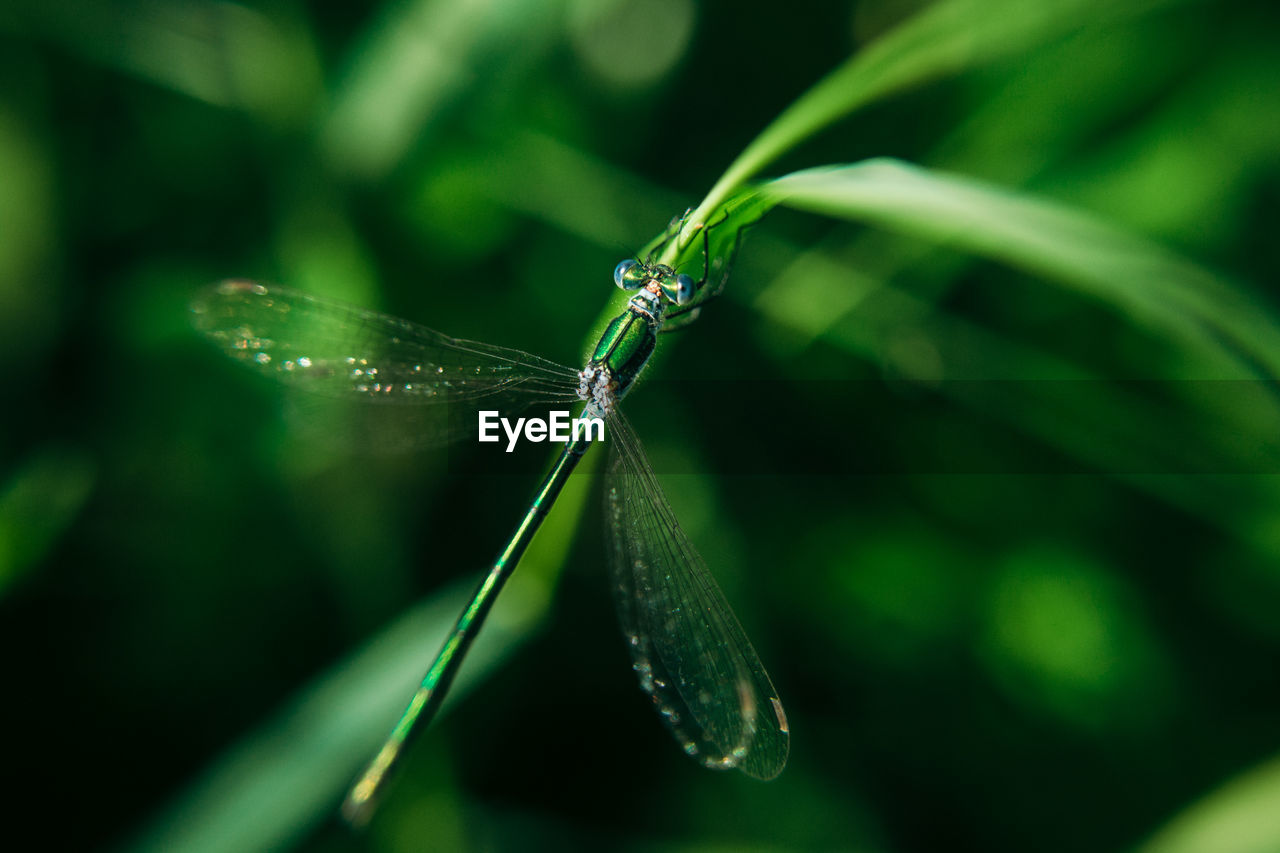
(2, 0, 1279, 850)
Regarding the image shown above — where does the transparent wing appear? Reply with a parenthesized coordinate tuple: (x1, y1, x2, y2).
(191, 280, 581, 448)
(604, 409, 788, 779)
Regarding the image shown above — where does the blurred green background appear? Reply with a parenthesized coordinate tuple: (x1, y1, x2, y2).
(3, 0, 1280, 850)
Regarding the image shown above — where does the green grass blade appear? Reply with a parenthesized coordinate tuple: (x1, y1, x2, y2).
(128, 582, 500, 853)
(127, 456, 595, 852)
(679, 0, 1188, 248)
(1139, 751, 1280, 853)
(762, 159, 1280, 380)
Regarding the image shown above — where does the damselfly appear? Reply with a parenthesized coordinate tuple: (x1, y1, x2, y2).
(191, 218, 789, 824)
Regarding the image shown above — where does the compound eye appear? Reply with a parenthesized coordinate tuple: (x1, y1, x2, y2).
(674, 274, 695, 305)
(613, 260, 640, 290)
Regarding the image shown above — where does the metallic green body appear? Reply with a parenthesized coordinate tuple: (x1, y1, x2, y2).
(343, 431, 592, 824)
(346, 299, 657, 823)
(589, 308, 658, 399)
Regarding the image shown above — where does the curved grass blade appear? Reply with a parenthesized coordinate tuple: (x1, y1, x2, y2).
(762, 159, 1280, 381)
(604, 410, 788, 779)
(675, 0, 1189, 255)
(129, 418, 597, 851)
(191, 280, 581, 447)
(127, 547, 571, 852)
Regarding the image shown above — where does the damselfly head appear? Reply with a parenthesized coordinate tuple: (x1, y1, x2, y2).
(615, 259, 696, 306)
